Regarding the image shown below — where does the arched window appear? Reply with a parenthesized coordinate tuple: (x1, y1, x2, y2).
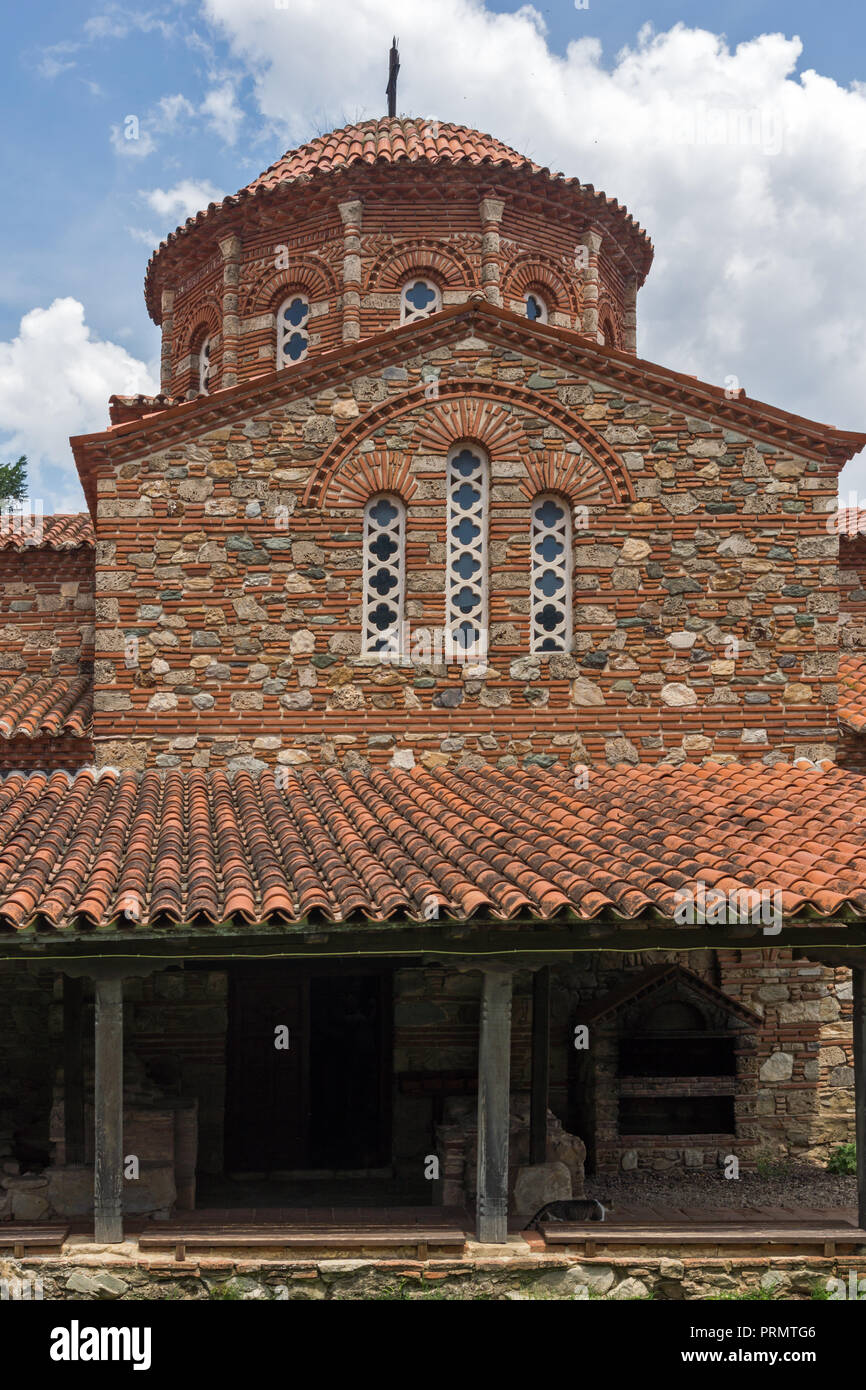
(530, 494, 572, 653)
(446, 444, 488, 660)
(524, 290, 548, 324)
(198, 336, 212, 395)
(600, 313, 617, 347)
(362, 494, 405, 657)
(400, 279, 441, 325)
(277, 295, 311, 367)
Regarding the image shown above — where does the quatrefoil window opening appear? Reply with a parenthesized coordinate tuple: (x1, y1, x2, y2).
(400, 279, 441, 325)
(446, 445, 488, 658)
(530, 494, 572, 653)
(198, 336, 212, 394)
(277, 295, 311, 368)
(362, 494, 405, 656)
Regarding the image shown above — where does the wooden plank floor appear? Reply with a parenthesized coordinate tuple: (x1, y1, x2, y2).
(589, 1202, 860, 1228)
(0, 1225, 69, 1256)
(136, 1207, 469, 1262)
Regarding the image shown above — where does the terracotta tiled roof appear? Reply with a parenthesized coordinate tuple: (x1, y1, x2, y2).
(248, 118, 538, 190)
(109, 394, 178, 426)
(0, 761, 864, 933)
(144, 118, 654, 317)
(0, 513, 94, 551)
(0, 673, 92, 740)
(839, 655, 866, 734)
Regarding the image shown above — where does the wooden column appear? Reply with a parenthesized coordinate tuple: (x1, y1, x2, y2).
(854, 965, 866, 1231)
(62, 975, 86, 1166)
(476, 968, 512, 1244)
(529, 966, 550, 1165)
(94, 975, 124, 1244)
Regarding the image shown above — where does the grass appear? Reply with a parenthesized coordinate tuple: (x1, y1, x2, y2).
(826, 1143, 857, 1175)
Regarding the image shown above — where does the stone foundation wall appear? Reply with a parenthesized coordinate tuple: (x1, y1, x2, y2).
(2, 1252, 858, 1302)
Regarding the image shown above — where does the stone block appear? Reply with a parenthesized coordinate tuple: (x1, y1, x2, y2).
(513, 1161, 573, 1215)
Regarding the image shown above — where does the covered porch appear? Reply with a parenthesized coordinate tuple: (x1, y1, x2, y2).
(2, 925, 866, 1261)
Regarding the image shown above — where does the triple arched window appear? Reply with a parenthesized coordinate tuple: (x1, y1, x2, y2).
(360, 451, 573, 658)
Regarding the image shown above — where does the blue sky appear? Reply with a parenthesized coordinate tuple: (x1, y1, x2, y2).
(2, 0, 865, 509)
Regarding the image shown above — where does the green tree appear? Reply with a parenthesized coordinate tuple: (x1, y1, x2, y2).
(0, 456, 28, 504)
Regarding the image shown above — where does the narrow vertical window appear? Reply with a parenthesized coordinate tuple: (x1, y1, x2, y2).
(363, 495, 405, 656)
(277, 295, 311, 367)
(446, 444, 488, 659)
(524, 291, 548, 323)
(198, 336, 212, 394)
(531, 494, 572, 653)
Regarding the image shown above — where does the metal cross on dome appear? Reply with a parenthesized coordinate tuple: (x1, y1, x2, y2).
(386, 37, 400, 118)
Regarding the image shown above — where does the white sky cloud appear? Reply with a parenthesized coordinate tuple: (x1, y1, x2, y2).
(0, 299, 158, 510)
(142, 178, 225, 225)
(200, 81, 244, 144)
(109, 119, 157, 158)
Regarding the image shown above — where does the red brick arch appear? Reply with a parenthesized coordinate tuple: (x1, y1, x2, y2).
(307, 379, 634, 510)
(365, 239, 477, 292)
(244, 256, 339, 315)
(320, 449, 419, 509)
(180, 304, 220, 355)
(502, 254, 580, 317)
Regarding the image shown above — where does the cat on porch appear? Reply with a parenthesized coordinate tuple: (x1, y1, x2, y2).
(523, 1197, 613, 1231)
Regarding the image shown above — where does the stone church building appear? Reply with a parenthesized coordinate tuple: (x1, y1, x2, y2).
(1, 116, 866, 1248)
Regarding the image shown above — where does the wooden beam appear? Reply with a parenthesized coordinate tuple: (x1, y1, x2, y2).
(93, 975, 124, 1244)
(62, 975, 85, 1165)
(854, 966, 866, 1231)
(476, 968, 512, 1244)
(530, 967, 550, 1165)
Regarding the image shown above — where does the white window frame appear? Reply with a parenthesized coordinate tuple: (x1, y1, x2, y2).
(524, 291, 549, 324)
(362, 493, 406, 658)
(198, 336, 212, 394)
(445, 443, 489, 662)
(530, 492, 572, 654)
(276, 294, 311, 368)
(400, 278, 441, 325)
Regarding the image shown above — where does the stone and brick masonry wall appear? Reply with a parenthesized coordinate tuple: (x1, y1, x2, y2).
(839, 532, 866, 650)
(0, 545, 93, 676)
(718, 948, 853, 1164)
(92, 328, 840, 772)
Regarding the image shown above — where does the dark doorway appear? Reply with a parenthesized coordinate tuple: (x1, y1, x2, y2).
(309, 974, 388, 1168)
(224, 965, 391, 1174)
